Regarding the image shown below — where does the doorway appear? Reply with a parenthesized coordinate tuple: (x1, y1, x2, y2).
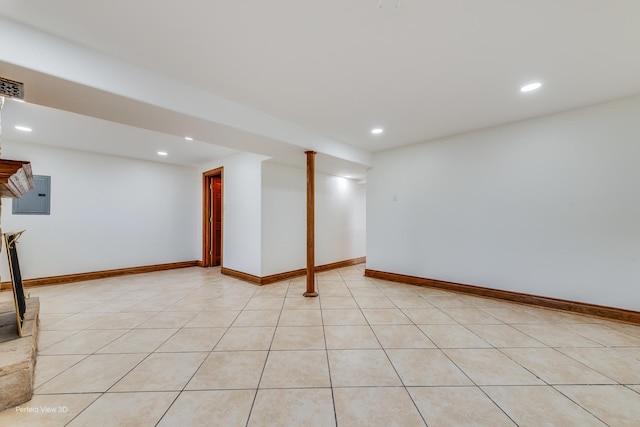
(202, 167, 223, 267)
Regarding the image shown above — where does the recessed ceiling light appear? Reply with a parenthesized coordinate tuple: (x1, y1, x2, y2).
(15, 125, 32, 132)
(520, 82, 542, 92)
(157, 151, 168, 156)
(371, 128, 384, 134)
(184, 136, 193, 141)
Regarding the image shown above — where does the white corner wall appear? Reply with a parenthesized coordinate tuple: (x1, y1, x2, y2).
(200, 152, 264, 277)
(261, 162, 366, 276)
(0, 141, 200, 281)
(367, 95, 640, 311)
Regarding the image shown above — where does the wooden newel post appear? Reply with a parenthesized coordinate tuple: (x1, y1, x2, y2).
(304, 151, 318, 297)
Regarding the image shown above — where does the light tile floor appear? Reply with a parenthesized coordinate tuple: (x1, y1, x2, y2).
(1, 265, 640, 426)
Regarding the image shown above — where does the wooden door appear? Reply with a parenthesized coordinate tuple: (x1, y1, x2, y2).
(212, 175, 222, 266)
(202, 168, 223, 267)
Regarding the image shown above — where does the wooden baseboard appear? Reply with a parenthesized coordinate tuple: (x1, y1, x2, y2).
(365, 269, 640, 325)
(221, 267, 262, 285)
(222, 257, 367, 286)
(0, 261, 200, 291)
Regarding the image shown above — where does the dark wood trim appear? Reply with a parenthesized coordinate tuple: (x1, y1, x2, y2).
(222, 257, 367, 286)
(202, 167, 223, 268)
(365, 269, 640, 325)
(0, 261, 200, 291)
(221, 267, 262, 285)
(305, 151, 317, 297)
(262, 269, 306, 285)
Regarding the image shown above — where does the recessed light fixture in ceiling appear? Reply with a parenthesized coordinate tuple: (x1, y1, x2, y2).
(371, 128, 384, 135)
(157, 151, 168, 156)
(520, 82, 542, 92)
(184, 136, 193, 141)
(15, 125, 32, 132)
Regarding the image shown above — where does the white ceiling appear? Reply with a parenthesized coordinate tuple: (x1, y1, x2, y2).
(1, 0, 640, 174)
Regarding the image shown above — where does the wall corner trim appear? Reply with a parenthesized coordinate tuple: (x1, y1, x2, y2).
(364, 269, 640, 325)
(222, 257, 366, 286)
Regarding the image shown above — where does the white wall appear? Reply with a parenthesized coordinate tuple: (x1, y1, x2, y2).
(0, 141, 200, 280)
(201, 152, 264, 277)
(367, 95, 640, 311)
(261, 162, 366, 276)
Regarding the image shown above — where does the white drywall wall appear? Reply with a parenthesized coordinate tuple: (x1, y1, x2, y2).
(367, 95, 640, 311)
(261, 162, 366, 276)
(0, 141, 200, 280)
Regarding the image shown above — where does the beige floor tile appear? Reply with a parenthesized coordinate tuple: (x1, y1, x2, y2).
(0, 393, 100, 427)
(318, 284, 351, 296)
(322, 309, 368, 325)
(111, 352, 207, 391)
(231, 309, 280, 326)
(630, 385, 640, 393)
(159, 390, 255, 427)
(372, 325, 435, 348)
(202, 298, 249, 310)
(278, 309, 322, 326)
(419, 324, 492, 348)
(271, 326, 326, 350)
(402, 308, 458, 325)
(349, 287, 384, 297)
(249, 388, 335, 427)
(33, 354, 86, 388)
(556, 385, 640, 427)
(466, 324, 547, 347)
(389, 296, 432, 309)
(362, 308, 412, 325)
(39, 329, 129, 355)
(97, 328, 178, 353)
(244, 297, 284, 310)
(354, 296, 396, 308)
(564, 323, 640, 347)
(324, 325, 381, 349)
(137, 311, 198, 329)
(558, 347, 640, 383)
(386, 349, 472, 386)
(260, 350, 330, 388)
(606, 322, 640, 339)
(283, 297, 321, 309)
(440, 308, 503, 324)
(254, 286, 288, 298)
(426, 295, 474, 308)
(482, 307, 555, 324)
(409, 387, 516, 426)
(183, 311, 239, 327)
(502, 348, 616, 384)
(186, 351, 268, 390)
(483, 386, 607, 426)
(213, 327, 275, 351)
(85, 311, 155, 329)
(328, 349, 402, 387)
(37, 330, 80, 350)
(36, 353, 147, 394)
(334, 387, 425, 427)
(156, 327, 226, 352)
(444, 349, 543, 385)
(68, 391, 177, 427)
(320, 296, 358, 309)
(511, 324, 602, 347)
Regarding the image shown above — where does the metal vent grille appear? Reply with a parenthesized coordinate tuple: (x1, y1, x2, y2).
(0, 77, 24, 99)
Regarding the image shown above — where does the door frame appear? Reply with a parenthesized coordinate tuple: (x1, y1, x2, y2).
(202, 167, 223, 267)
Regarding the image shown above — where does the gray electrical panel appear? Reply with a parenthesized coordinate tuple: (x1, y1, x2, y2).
(12, 175, 51, 215)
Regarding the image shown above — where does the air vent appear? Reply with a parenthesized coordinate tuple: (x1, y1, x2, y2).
(0, 77, 24, 99)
